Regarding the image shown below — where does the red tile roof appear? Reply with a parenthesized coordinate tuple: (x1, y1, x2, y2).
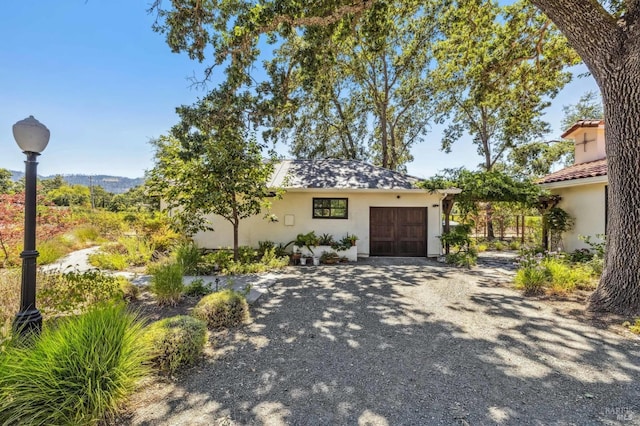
(561, 119, 604, 138)
(538, 159, 608, 184)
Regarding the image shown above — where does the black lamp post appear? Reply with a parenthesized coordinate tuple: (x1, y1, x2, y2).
(12, 116, 50, 336)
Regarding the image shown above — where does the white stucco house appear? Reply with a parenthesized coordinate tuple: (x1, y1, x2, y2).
(538, 120, 607, 252)
(193, 159, 455, 258)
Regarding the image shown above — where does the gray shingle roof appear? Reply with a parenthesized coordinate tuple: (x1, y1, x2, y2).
(269, 160, 423, 190)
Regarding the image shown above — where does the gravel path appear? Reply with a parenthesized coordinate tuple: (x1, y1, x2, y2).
(124, 258, 639, 426)
(40, 248, 275, 303)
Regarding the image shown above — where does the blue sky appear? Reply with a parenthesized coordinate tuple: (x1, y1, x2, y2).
(0, 1, 599, 179)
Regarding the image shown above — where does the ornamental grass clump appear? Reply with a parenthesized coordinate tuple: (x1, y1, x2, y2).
(150, 261, 184, 306)
(142, 315, 207, 374)
(192, 289, 249, 328)
(514, 249, 596, 295)
(174, 241, 202, 275)
(0, 304, 149, 425)
(514, 264, 548, 295)
(514, 250, 550, 295)
(543, 258, 595, 294)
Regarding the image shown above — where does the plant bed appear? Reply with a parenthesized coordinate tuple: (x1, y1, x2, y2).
(293, 245, 357, 262)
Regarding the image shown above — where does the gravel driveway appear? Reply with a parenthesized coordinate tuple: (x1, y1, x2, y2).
(125, 258, 640, 426)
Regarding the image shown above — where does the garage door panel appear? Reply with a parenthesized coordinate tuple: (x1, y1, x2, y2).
(370, 207, 427, 257)
(397, 241, 426, 257)
(397, 225, 425, 239)
(370, 241, 395, 256)
(373, 225, 395, 239)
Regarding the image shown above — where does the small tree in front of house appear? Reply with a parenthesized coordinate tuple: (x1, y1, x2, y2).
(148, 87, 276, 260)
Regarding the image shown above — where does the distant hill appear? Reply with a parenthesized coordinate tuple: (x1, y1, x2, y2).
(9, 171, 144, 194)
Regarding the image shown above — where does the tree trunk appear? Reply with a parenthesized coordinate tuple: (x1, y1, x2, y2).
(589, 74, 640, 315)
(232, 202, 239, 261)
(485, 203, 495, 241)
(530, 0, 640, 315)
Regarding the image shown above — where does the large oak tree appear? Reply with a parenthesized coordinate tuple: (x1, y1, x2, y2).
(529, 0, 640, 314)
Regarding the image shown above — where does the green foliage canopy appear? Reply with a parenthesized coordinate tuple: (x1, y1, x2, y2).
(420, 168, 543, 213)
(262, 1, 439, 171)
(147, 87, 276, 256)
(560, 90, 604, 130)
(433, 0, 580, 171)
(0, 169, 14, 194)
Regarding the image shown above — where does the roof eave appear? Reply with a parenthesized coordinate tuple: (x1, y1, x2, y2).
(539, 174, 608, 189)
(560, 119, 605, 139)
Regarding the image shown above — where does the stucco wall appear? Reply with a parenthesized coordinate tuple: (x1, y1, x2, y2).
(573, 127, 605, 164)
(552, 183, 607, 252)
(192, 190, 444, 257)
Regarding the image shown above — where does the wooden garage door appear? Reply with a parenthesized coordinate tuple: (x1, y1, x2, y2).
(370, 207, 427, 257)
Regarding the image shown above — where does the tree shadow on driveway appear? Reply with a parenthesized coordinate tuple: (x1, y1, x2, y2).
(123, 260, 640, 425)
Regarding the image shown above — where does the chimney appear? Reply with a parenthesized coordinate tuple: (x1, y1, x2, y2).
(561, 120, 605, 165)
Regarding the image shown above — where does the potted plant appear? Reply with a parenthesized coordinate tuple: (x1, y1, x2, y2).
(294, 231, 319, 255)
(300, 254, 313, 266)
(346, 233, 358, 247)
(317, 233, 335, 246)
(320, 251, 340, 265)
(290, 247, 301, 265)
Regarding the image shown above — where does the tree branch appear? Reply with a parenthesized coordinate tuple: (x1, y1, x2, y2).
(530, 0, 620, 84)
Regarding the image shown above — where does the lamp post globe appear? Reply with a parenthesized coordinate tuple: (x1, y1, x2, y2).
(12, 115, 50, 336)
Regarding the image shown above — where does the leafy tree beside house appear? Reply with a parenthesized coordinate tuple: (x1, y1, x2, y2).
(148, 87, 276, 260)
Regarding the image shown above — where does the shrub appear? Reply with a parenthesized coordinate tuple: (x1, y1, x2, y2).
(257, 240, 276, 257)
(476, 243, 488, 253)
(88, 250, 129, 270)
(493, 241, 505, 251)
(445, 251, 477, 268)
(192, 289, 249, 328)
(568, 248, 593, 263)
(142, 315, 207, 374)
(184, 278, 212, 297)
(2, 269, 128, 344)
(206, 249, 234, 271)
(508, 240, 521, 251)
(39, 269, 125, 317)
(627, 319, 640, 335)
(150, 262, 184, 306)
(88, 210, 126, 236)
(257, 247, 290, 269)
(37, 239, 67, 265)
(237, 246, 257, 264)
(579, 234, 606, 277)
(587, 257, 604, 276)
(118, 277, 139, 302)
(0, 304, 149, 425)
(73, 225, 101, 244)
(439, 224, 473, 253)
(514, 265, 548, 294)
(119, 237, 154, 266)
(89, 237, 154, 270)
(543, 258, 594, 294)
(514, 250, 596, 295)
(174, 242, 202, 275)
(0, 269, 20, 346)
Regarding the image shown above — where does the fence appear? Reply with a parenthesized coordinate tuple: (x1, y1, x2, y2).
(451, 213, 543, 244)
